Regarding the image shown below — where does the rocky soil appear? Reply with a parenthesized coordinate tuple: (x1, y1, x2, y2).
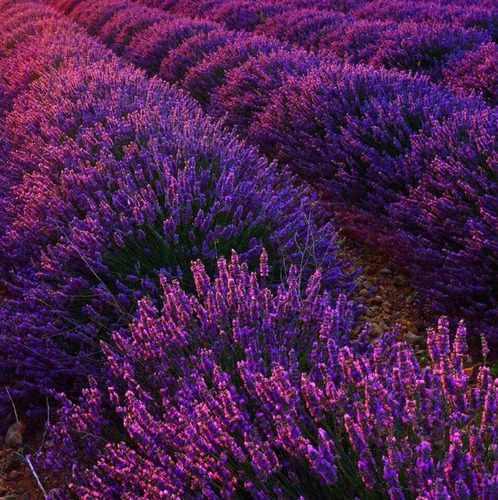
(0, 419, 62, 500)
(344, 238, 428, 347)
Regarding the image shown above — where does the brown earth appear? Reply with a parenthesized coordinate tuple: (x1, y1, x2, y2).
(0, 423, 62, 500)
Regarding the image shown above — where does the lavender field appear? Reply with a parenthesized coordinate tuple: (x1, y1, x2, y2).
(0, 0, 497, 498)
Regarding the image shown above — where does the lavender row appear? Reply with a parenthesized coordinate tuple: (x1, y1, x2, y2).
(131, 0, 497, 86)
(43, 252, 498, 499)
(44, 0, 498, 343)
(48, 0, 498, 99)
(132, 0, 498, 40)
(0, 0, 352, 410)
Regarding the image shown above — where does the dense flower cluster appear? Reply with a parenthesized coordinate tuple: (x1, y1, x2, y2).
(254, 63, 482, 210)
(125, 17, 221, 74)
(322, 19, 490, 78)
(354, 0, 498, 41)
(389, 108, 498, 338)
(182, 34, 283, 107)
(444, 42, 498, 106)
(98, 5, 168, 54)
(208, 47, 320, 132)
(204, 0, 288, 31)
(254, 9, 351, 52)
(45, 253, 498, 499)
(159, 29, 240, 84)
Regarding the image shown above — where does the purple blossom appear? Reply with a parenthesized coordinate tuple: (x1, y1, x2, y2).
(43, 255, 498, 498)
(444, 42, 498, 106)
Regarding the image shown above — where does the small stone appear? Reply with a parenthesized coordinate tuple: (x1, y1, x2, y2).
(359, 289, 368, 297)
(392, 312, 402, 320)
(7, 470, 18, 480)
(393, 275, 408, 286)
(380, 267, 392, 275)
(404, 332, 422, 344)
(48, 489, 66, 499)
(373, 295, 383, 304)
(5, 422, 25, 449)
(362, 280, 373, 290)
(3, 452, 22, 472)
(370, 323, 383, 337)
(405, 322, 419, 335)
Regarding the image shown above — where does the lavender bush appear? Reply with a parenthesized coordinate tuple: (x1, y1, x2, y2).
(322, 19, 490, 79)
(254, 9, 350, 52)
(158, 29, 239, 84)
(208, 47, 320, 133)
(69, 0, 131, 35)
(253, 63, 482, 213)
(389, 108, 498, 341)
(125, 16, 221, 74)
(182, 34, 282, 107)
(355, 0, 498, 41)
(44, 253, 498, 499)
(205, 0, 287, 31)
(98, 5, 168, 54)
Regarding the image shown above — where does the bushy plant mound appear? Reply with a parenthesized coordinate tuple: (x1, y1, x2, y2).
(44, 253, 498, 499)
(323, 19, 490, 78)
(205, 0, 288, 32)
(98, 5, 168, 54)
(254, 9, 351, 52)
(69, 0, 131, 35)
(182, 34, 283, 107)
(158, 29, 240, 84)
(125, 17, 221, 74)
(389, 108, 498, 340)
(355, 0, 498, 41)
(253, 63, 482, 212)
(0, 5, 352, 408)
(208, 48, 320, 133)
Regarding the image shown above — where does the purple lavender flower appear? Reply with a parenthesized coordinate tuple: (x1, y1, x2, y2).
(43, 258, 498, 498)
(444, 42, 498, 106)
(125, 17, 221, 74)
